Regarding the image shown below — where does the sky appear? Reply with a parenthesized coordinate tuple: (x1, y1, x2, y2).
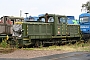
(0, 0, 89, 19)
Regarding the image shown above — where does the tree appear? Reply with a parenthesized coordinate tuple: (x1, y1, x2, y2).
(81, 1, 90, 12)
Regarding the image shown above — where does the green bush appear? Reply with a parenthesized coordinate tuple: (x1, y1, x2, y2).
(0, 40, 8, 48)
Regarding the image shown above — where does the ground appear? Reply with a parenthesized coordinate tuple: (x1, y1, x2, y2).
(0, 49, 71, 59)
(0, 41, 90, 59)
(0, 49, 90, 60)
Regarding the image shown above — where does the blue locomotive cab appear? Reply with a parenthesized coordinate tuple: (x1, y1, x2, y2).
(67, 16, 79, 24)
(79, 13, 90, 40)
(67, 16, 75, 24)
(79, 13, 90, 34)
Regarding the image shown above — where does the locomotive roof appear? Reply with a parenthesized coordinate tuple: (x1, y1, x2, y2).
(39, 14, 66, 17)
(8, 16, 24, 20)
(79, 13, 90, 17)
(2, 16, 24, 20)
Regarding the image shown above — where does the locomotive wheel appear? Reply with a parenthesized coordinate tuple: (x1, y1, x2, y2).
(35, 40, 43, 48)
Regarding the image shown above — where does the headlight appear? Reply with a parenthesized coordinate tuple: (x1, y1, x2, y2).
(21, 29, 24, 32)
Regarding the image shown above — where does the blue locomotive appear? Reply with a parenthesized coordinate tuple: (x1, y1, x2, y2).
(79, 12, 90, 40)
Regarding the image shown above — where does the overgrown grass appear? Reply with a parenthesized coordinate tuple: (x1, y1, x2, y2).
(0, 39, 16, 54)
(0, 40, 90, 52)
(22, 41, 90, 52)
(0, 40, 9, 48)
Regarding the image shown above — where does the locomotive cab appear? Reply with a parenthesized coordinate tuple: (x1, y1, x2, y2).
(9, 16, 24, 25)
(38, 13, 67, 36)
(0, 16, 24, 43)
(0, 16, 24, 34)
(79, 13, 90, 33)
(79, 13, 90, 40)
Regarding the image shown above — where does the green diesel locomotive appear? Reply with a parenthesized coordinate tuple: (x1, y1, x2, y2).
(8, 13, 81, 47)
